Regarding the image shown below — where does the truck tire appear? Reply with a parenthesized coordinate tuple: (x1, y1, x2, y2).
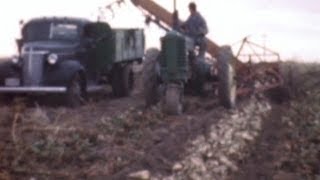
(217, 46, 236, 109)
(66, 72, 86, 107)
(163, 83, 183, 115)
(142, 48, 161, 107)
(112, 64, 134, 97)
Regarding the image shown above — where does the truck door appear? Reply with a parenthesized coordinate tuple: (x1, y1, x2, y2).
(83, 22, 115, 76)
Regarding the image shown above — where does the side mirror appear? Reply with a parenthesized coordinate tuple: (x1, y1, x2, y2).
(16, 39, 23, 53)
(19, 19, 24, 27)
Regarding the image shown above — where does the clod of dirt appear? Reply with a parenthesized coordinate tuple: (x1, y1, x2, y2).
(128, 170, 151, 180)
(172, 163, 183, 172)
(273, 171, 301, 180)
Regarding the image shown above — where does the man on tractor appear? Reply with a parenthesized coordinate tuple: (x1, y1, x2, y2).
(181, 2, 208, 58)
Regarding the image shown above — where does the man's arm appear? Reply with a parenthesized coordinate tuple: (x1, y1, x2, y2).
(197, 13, 208, 36)
(180, 16, 191, 33)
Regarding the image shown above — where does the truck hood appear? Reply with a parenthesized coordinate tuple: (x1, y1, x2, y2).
(22, 41, 79, 54)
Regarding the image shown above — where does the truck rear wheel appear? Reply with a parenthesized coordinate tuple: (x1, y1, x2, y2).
(142, 48, 161, 107)
(163, 83, 183, 115)
(112, 64, 134, 97)
(66, 73, 86, 107)
(217, 46, 236, 109)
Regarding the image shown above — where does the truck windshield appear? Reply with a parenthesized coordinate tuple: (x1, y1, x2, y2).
(23, 21, 80, 42)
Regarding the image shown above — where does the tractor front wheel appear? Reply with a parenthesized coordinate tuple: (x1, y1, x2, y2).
(163, 83, 183, 115)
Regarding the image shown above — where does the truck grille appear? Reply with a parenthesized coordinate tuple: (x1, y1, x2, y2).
(22, 52, 45, 86)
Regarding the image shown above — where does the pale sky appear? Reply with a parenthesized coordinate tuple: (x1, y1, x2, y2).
(0, 0, 319, 61)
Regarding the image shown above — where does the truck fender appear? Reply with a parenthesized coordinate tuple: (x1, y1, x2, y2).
(45, 60, 86, 86)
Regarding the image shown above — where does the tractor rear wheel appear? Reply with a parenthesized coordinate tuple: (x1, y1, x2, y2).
(142, 48, 162, 107)
(217, 46, 236, 109)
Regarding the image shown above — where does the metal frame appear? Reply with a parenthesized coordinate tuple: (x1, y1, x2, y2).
(235, 37, 281, 62)
(233, 37, 283, 97)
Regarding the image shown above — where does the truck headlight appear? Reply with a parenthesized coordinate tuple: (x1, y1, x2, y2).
(11, 56, 19, 64)
(47, 53, 58, 65)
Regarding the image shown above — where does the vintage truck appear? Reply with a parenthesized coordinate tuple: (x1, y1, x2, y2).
(0, 17, 144, 106)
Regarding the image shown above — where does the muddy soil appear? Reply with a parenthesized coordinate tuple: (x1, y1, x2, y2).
(0, 67, 270, 180)
(1, 62, 319, 180)
(0, 90, 225, 179)
(230, 93, 320, 180)
(229, 104, 289, 180)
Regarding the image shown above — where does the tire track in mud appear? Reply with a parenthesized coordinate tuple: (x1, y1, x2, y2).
(229, 104, 286, 180)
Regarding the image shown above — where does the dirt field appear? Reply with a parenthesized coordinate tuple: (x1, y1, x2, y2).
(231, 62, 320, 180)
(0, 62, 319, 180)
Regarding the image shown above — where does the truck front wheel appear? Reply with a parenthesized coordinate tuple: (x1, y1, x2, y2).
(66, 73, 86, 107)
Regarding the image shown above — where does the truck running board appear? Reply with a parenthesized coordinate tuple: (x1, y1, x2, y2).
(0, 87, 67, 93)
(0, 85, 108, 94)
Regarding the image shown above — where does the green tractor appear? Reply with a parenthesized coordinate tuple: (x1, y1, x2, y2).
(143, 31, 236, 115)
